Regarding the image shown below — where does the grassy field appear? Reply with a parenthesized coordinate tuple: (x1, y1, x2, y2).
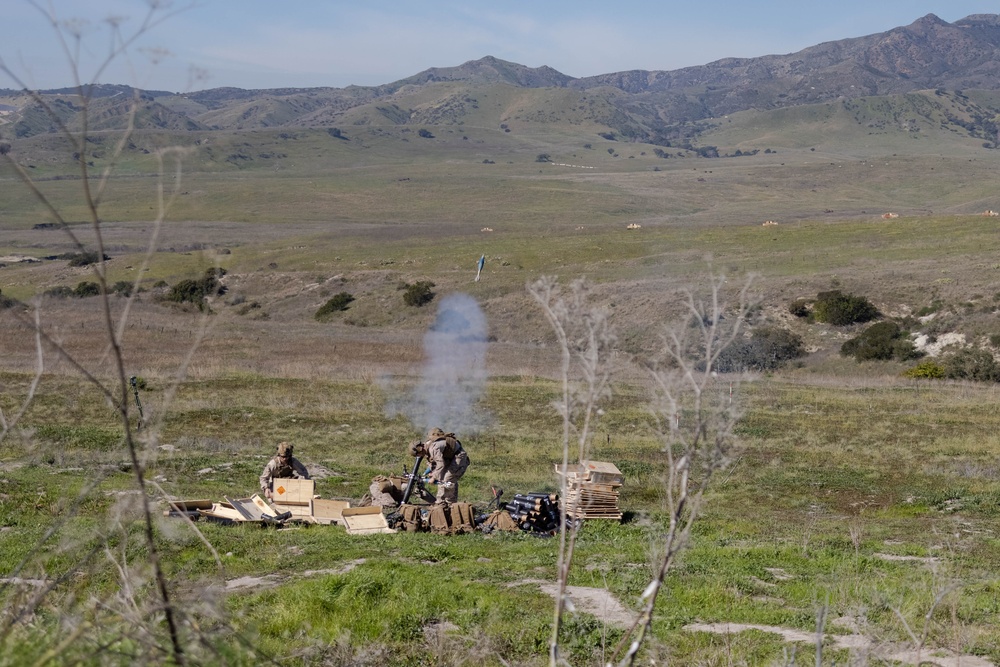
(5, 94, 1000, 665)
(3, 371, 1000, 665)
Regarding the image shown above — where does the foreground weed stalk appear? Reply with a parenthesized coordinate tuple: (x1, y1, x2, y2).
(528, 276, 614, 667)
(609, 272, 753, 667)
(0, 2, 203, 664)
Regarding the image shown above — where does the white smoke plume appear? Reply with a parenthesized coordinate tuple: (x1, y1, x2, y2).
(385, 293, 492, 435)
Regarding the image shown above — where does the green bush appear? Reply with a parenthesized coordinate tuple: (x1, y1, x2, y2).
(787, 298, 811, 318)
(0, 289, 20, 310)
(903, 360, 946, 379)
(315, 292, 355, 319)
(715, 326, 806, 372)
(941, 348, 1000, 382)
(165, 268, 227, 309)
(111, 280, 132, 297)
(402, 281, 435, 307)
(841, 321, 918, 362)
(812, 290, 879, 326)
(73, 281, 101, 298)
(65, 250, 108, 267)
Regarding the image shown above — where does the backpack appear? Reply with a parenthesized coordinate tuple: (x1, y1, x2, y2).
(450, 502, 475, 534)
(426, 504, 452, 534)
(426, 502, 475, 535)
(400, 504, 425, 533)
(482, 509, 520, 532)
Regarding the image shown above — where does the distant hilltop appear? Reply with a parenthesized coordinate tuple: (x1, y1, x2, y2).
(4, 13, 1000, 144)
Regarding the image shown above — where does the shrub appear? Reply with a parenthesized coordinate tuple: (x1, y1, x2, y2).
(315, 292, 355, 319)
(73, 281, 101, 298)
(402, 281, 435, 307)
(110, 280, 132, 297)
(44, 285, 74, 299)
(237, 301, 262, 316)
(0, 289, 21, 310)
(812, 290, 879, 325)
(903, 360, 946, 379)
(65, 250, 109, 266)
(915, 300, 944, 317)
(788, 298, 811, 318)
(941, 348, 1000, 382)
(841, 321, 918, 361)
(165, 267, 227, 309)
(715, 325, 806, 372)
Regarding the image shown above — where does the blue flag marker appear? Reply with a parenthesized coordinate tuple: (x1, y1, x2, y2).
(475, 254, 485, 282)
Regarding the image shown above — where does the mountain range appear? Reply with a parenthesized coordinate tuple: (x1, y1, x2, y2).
(3, 13, 1000, 147)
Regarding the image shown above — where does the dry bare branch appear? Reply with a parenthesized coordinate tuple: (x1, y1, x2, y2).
(609, 271, 755, 667)
(528, 276, 615, 667)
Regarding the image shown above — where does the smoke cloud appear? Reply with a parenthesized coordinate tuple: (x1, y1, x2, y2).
(385, 293, 492, 435)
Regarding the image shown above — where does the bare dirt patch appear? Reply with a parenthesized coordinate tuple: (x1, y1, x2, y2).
(683, 622, 995, 666)
(514, 579, 633, 628)
(225, 558, 366, 591)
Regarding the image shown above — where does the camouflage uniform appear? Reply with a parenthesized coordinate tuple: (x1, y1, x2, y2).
(259, 442, 310, 497)
(423, 428, 470, 503)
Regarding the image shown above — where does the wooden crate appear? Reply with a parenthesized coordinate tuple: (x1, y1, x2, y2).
(555, 461, 623, 486)
(198, 502, 244, 522)
(341, 506, 394, 535)
(225, 496, 264, 521)
(163, 498, 213, 518)
(313, 499, 351, 525)
(251, 494, 278, 517)
(272, 500, 314, 519)
(272, 478, 314, 505)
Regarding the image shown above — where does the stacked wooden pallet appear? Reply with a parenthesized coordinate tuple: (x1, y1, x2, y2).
(555, 461, 623, 520)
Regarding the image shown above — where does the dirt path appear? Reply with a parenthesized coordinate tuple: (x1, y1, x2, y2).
(684, 622, 995, 667)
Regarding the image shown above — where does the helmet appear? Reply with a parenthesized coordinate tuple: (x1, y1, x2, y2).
(276, 442, 293, 457)
(408, 440, 424, 457)
(427, 427, 445, 440)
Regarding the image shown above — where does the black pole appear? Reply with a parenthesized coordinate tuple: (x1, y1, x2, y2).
(129, 376, 145, 430)
(401, 455, 424, 505)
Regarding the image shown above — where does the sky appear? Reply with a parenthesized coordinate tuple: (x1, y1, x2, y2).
(2, 1, 999, 93)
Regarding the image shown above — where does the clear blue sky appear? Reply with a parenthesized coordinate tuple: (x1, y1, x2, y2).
(3, 1, 998, 92)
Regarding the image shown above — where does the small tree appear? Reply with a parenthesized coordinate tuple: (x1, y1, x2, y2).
(402, 281, 435, 307)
